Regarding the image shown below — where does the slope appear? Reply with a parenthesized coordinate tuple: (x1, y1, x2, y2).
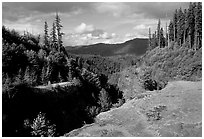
(65, 80, 202, 137)
(66, 38, 148, 57)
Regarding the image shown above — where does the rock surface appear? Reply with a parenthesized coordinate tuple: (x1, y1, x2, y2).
(64, 81, 202, 137)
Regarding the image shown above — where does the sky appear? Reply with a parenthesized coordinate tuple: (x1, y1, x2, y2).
(2, 2, 189, 46)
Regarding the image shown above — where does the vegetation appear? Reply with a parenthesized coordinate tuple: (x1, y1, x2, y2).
(2, 2, 202, 137)
(149, 2, 202, 50)
(142, 42, 202, 82)
(2, 13, 124, 137)
(66, 38, 148, 57)
(30, 112, 56, 137)
(143, 2, 202, 91)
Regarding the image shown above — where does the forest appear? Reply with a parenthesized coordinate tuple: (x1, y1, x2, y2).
(2, 2, 202, 137)
(149, 2, 202, 50)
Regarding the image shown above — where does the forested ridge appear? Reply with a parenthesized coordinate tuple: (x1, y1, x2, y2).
(66, 38, 148, 57)
(149, 2, 202, 50)
(2, 13, 124, 137)
(2, 2, 202, 137)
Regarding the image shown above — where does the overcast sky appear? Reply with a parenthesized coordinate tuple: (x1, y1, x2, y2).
(2, 2, 189, 46)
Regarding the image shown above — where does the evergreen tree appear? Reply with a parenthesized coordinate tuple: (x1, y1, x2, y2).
(98, 88, 111, 112)
(46, 61, 53, 84)
(23, 66, 31, 84)
(160, 28, 165, 48)
(30, 112, 56, 137)
(55, 12, 64, 51)
(148, 28, 152, 50)
(151, 31, 158, 49)
(50, 22, 57, 50)
(187, 2, 196, 49)
(183, 9, 188, 44)
(177, 7, 185, 46)
(41, 66, 47, 85)
(165, 22, 169, 47)
(194, 2, 202, 49)
(44, 21, 49, 48)
(67, 59, 73, 81)
(173, 9, 178, 42)
(157, 19, 161, 47)
(168, 20, 174, 42)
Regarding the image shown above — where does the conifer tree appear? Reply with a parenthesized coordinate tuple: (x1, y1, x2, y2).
(50, 22, 57, 50)
(41, 66, 47, 85)
(187, 2, 196, 49)
(168, 20, 174, 42)
(148, 28, 152, 50)
(151, 31, 157, 48)
(157, 19, 161, 47)
(98, 88, 111, 112)
(67, 59, 73, 81)
(173, 9, 178, 42)
(44, 21, 49, 48)
(165, 22, 169, 47)
(177, 7, 185, 46)
(194, 2, 202, 49)
(160, 28, 165, 48)
(183, 9, 188, 44)
(55, 12, 64, 51)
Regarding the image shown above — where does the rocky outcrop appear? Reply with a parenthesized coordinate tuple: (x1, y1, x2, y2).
(64, 81, 202, 137)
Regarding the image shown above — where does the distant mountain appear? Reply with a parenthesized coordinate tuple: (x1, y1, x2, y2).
(65, 38, 148, 57)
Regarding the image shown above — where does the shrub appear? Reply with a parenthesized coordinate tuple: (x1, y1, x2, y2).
(98, 88, 112, 112)
(30, 112, 56, 137)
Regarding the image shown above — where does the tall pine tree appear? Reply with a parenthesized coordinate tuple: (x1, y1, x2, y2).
(194, 2, 202, 49)
(187, 2, 196, 49)
(157, 19, 161, 47)
(173, 9, 178, 42)
(44, 21, 49, 49)
(160, 28, 165, 48)
(50, 22, 57, 50)
(183, 8, 188, 44)
(55, 12, 64, 51)
(168, 20, 174, 42)
(177, 7, 185, 46)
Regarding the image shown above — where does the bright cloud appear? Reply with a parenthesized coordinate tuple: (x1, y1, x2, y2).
(74, 23, 94, 34)
(3, 2, 189, 46)
(94, 2, 130, 17)
(65, 30, 119, 46)
(133, 24, 149, 30)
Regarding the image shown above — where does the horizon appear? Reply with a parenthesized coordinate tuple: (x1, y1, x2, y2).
(2, 2, 189, 46)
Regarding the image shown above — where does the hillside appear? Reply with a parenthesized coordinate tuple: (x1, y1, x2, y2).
(65, 80, 202, 137)
(64, 42, 202, 137)
(65, 38, 148, 57)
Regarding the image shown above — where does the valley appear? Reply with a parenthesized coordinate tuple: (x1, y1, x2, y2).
(2, 2, 202, 137)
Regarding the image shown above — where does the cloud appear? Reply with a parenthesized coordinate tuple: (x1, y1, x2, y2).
(132, 24, 150, 38)
(65, 26, 118, 46)
(74, 23, 94, 34)
(130, 2, 189, 19)
(2, 2, 190, 46)
(3, 22, 41, 35)
(74, 23, 116, 39)
(3, 2, 89, 14)
(94, 2, 130, 17)
(2, 2, 86, 23)
(133, 24, 151, 30)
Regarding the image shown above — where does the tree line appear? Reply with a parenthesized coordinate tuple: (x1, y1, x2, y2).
(149, 2, 202, 50)
(2, 12, 76, 87)
(2, 12, 125, 137)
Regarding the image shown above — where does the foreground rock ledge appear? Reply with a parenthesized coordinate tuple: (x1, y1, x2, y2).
(64, 81, 202, 137)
